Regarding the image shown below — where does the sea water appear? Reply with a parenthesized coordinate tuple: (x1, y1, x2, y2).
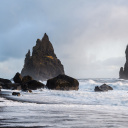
(0, 78, 128, 128)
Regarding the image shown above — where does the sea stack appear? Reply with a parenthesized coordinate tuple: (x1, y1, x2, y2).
(21, 33, 65, 81)
(119, 45, 128, 79)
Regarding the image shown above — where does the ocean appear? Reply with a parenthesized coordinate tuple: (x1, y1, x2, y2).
(0, 78, 128, 128)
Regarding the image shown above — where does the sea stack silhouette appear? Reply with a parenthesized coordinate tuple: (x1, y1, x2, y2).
(119, 45, 128, 79)
(21, 33, 65, 81)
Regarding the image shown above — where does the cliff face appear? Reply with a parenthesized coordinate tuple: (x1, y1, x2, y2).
(21, 33, 65, 80)
(119, 45, 128, 79)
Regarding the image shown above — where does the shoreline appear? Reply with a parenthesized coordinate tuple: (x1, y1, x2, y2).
(0, 90, 64, 105)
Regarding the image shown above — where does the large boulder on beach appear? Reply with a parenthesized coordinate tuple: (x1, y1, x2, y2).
(0, 78, 12, 89)
(21, 33, 65, 81)
(46, 74, 79, 90)
(0, 82, 5, 88)
(21, 80, 45, 90)
(119, 45, 128, 79)
(13, 72, 22, 83)
(1, 83, 21, 90)
(0, 86, 2, 91)
(94, 84, 113, 92)
(12, 92, 20, 96)
(6, 83, 21, 90)
(0, 78, 11, 84)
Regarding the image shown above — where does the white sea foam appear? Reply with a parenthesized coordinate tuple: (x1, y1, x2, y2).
(1, 78, 128, 127)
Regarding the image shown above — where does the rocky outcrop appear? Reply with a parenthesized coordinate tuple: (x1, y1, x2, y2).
(0, 78, 11, 84)
(94, 84, 113, 92)
(13, 73, 33, 84)
(0, 78, 12, 89)
(12, 73, 45, 91)
(0, 73, 44, 90)
(21, 80, 45, 90)
(0, 82, 5, 89)
(0, 86, 2, 91)
(12, 92, 20, 96)
(21, 33, 65, 81)
(5, 83, 21, 90)
(22, 75, 33, 83)
(46, 74, 79, 90)
(13, 72, 22, 83)
(119, 45, 128, 79)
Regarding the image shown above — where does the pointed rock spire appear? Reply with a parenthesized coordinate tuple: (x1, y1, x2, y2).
(126, 45, 128, 61)
(119, 45, 128, 79)
(21, 33, 65, 81)
(26, 50, 30, 57)
(42, 33, 49, 41)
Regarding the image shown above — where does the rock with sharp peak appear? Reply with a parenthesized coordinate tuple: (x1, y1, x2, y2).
(119, 45, 128, 79)
(13, 72, 22, 83)
(21, 33, 65, 81)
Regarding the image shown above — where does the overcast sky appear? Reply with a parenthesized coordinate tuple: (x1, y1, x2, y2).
(0, 0, 128, 79)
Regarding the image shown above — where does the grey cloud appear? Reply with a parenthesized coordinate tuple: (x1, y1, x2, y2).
(102, 57, 125, 66)
(63, 57, 125, 78)
(0, 0, 128, 78)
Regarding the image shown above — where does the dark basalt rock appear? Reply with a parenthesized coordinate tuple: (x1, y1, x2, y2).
(119, 67, 124, 79)
(5, 83, 21, 90)
(22, 75, 33, 83)
(46, 74, 79, 90)
(12, 72, 44, 90)
(21, 33, 65, 81)
(119, 45, 128, 79)
(12, 92, 20, 96)
(95, 86, 102, 91)
(0, 82, 5, 89)
(94, 84, 113, 92)
(13, 72, 22, 83)
(0, 86, 2, 91)
(28, 90, 32, 93)
(0, 78, 11, 84)
(0, 78, 12, 89)
(21, 80, 45, 90)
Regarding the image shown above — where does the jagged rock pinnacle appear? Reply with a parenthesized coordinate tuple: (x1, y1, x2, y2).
(119, 45, 128, 79)
(42, 33, 49, 41)
(21, 33, 65, 80)
(125, 45, 128, 61)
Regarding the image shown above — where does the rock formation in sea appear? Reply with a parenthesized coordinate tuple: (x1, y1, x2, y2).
(119, 45, 128, 79)
(21, 33, 65, 81)
(46, 74, 79, 90)
(94, 84, 113, 92)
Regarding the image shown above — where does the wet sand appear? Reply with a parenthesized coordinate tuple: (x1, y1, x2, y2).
(0, 89, 128, 128)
